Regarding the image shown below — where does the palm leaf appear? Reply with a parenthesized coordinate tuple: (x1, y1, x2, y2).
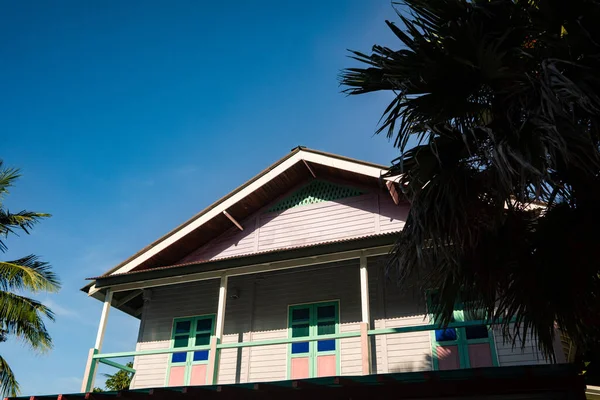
(0, 255, 60, 293)
(341, 0, 600, 357)
(0, 291, 54, 351)
(0, 355, 19, 397)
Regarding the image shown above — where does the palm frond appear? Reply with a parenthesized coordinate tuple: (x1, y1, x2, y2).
(0, 210, 50, 253)
(0, 255, 60, 293)
(341, 0, 600, 357)
(0, 161, 20, 200)
(0, 291, 54, 351)
(0, 355, 19, 397)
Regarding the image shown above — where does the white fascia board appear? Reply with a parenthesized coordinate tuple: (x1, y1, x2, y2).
(301, 152, 392, 180)
(104, 245, 393, 293)
(107, 152, 305, 276)
(105, 150, 393, 277)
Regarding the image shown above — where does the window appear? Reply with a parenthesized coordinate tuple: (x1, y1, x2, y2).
(428, 294, 498, 370)
(166, 315, 215, 387)
(288, 301, 339, 379)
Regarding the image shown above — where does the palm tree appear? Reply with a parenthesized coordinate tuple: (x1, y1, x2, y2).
(103, 362, 134, 391)
(0, 161, 60, 396)
(341, 0, 600, 358)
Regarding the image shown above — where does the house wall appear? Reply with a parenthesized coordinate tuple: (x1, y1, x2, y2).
(130, 258, 551, 389)
(178, 192, 408, 264)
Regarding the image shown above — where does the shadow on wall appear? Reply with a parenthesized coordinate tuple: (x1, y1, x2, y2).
(388, 354, 433, 374)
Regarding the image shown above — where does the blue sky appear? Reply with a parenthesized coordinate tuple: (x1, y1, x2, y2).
(0, 1, 402, 395)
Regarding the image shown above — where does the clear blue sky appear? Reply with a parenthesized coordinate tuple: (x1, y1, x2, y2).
(0, 0, 402, 395)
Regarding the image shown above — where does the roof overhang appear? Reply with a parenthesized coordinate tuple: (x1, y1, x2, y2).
(88, 233, 398, 296)
(83, 147, 401, 301)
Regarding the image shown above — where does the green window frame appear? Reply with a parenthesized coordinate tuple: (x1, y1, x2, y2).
(428, 294, 499, 370)
(165, 314, 215, 386)
(287, 301, 340, 378)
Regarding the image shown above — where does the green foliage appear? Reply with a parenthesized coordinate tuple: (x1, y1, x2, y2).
(92, 387, 103, 393)
(103, 363, 134, 391)
(0, 161, 60, 397)
(341, 0, 600, 358)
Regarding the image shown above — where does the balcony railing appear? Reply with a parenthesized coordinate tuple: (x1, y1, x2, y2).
(83, 318, 514, 393)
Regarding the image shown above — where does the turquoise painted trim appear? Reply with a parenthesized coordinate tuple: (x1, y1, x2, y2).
(93, 345, 212, 359)
(287, 300, 340, 379)
(268, 180, 365, 212)
(218, 332, 359, 349)
(84, 349, 99, 393)
(366, 318, 513, 336)
(98, 358, 136, 374)
(165, 314, 216, 386)
(93, 319, 513, 366)
(426, 294, 500, 371)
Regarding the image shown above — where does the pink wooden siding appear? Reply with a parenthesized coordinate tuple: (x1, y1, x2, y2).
(189, 364, 207, 385)
(379, 196, 407, 233)
(180, 191, 408, 264)
(168, 366, 186, 386)
(468, 343, 493, 368)
(290, 357, 310, 379)
(437, 346, 460, 370)
(317, 355, 336, 377)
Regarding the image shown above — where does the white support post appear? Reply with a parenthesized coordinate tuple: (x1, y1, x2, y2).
(360, 254, 370, 325)
(359, 253, 371, 375)
(207, 274, 228, 384)
(95, 290, 113, 350)
(81, 290, 112, 392)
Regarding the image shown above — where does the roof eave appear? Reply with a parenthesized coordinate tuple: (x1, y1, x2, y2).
(91, 233, 398, 290)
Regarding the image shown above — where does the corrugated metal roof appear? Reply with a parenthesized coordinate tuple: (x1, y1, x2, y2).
(88, 147, 391, 281)
(88, 231, 399, 280)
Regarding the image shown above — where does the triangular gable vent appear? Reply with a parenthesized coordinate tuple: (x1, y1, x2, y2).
(268, 179, 364, 212)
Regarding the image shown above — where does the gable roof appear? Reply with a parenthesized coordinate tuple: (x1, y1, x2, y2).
(83, 147, 396, 296)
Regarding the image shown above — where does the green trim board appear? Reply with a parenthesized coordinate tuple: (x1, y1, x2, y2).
(287, 301, 340, 379)
(268, 180, 364, 212)
(165, 314, 216, 386)
(98, 359, 136, 374)
(426, 295, 498, 370)
(93, 319, 515, 361)
(93, 319, 513, 360)
(84, 349, 99, 393)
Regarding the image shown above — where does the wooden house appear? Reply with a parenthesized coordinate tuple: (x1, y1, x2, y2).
(70, 147, 581, 399)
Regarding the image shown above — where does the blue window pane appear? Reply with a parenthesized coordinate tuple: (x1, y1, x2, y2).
(193, 350, 209, 361)
(435, 328, 457, 342)
(466, 325, 489, 340)
(292, 308, 310, 322)
(171, 352, 186, 363)
(317, 340, 335, 352)
(291, 342, 309, 354)
(175, 321, 191, 334)
(196, 319, 212, 333)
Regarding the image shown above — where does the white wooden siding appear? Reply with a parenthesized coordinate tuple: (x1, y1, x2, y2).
(179, 191, 408, 264)
(379, 197, 407, 234)
(131, 259, 554, 389)
(340, 323, 362, 376)
(493, 326, 550, 367)
(130, 341, 169, 389)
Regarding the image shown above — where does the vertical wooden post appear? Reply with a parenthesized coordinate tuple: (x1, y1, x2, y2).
(95, 290, 113, 350)
(81, 290, 112, 392)
(80, 348, 98, 393)
(359, 253, 371, 375)
(207, 274, 228, 384)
